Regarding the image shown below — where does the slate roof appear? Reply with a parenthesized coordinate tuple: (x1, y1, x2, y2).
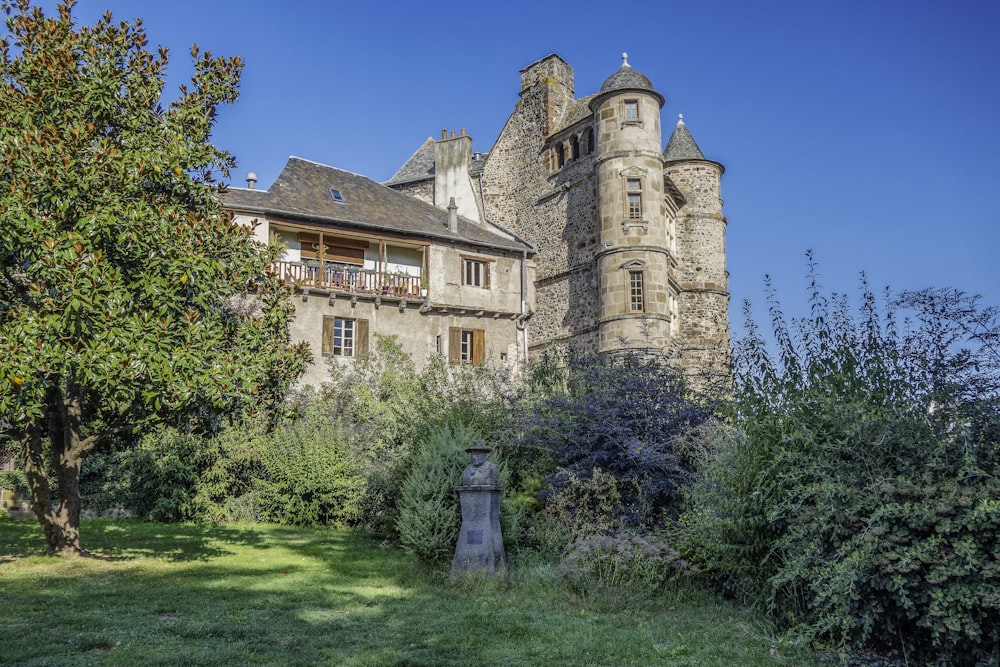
(599, 62, 655, 94)
(553, 94, 597, 134)
(224, 157, 533, 254)
(384, 138, 435, 186)
(663, 115, 705, 161)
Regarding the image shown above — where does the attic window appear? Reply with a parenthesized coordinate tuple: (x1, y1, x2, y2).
(330, 188, 345, 203)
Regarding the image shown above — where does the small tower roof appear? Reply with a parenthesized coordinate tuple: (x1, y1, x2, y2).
(664, 114, 706, 161)
(599, 52, 656, 94)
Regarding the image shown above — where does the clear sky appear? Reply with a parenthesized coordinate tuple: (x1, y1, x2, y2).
(35, 0, 1000, 334)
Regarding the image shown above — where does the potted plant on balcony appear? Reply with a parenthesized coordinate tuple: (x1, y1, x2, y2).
(419, 273, 428, 298)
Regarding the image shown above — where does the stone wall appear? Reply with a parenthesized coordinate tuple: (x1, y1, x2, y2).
(667, 161, 730, 376)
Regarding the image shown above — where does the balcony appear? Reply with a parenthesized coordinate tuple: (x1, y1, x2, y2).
(271, 261, 423, 297)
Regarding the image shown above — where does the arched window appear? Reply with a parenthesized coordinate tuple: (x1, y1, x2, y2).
(585, 128, 595, 155)
(556, 143, 565, 168)
(571, 136, 580, 161)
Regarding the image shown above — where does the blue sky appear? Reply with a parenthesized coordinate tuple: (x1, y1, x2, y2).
(42, 1, 1000, 334)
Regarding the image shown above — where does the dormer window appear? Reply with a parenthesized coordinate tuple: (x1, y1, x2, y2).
(330, 188, 345, 203)
(623, 100, 639, 122)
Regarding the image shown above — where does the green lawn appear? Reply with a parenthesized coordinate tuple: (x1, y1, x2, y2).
(0, 517, 816, 666)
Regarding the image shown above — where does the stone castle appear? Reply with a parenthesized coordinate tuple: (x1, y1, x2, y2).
(388, 53, 729, 373)
(226, 53, 729, 385)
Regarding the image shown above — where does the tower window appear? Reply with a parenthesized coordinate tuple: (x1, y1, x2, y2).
(629, 271, 645, 312)
(623, 100, 639, 122)
(626, 178, 643, 219)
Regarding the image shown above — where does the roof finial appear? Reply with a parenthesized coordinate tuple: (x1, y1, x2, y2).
(677, 113, 685, 125)
(621, 52, 630, 68)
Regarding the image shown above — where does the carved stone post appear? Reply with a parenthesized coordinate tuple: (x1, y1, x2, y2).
(451, 441, 505, 577)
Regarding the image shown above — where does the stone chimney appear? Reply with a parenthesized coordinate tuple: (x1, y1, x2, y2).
(434, 129, 482, 224)
(448, 197, 459, 233)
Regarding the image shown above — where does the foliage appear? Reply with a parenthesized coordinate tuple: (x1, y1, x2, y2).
(505, 349, 715, 553)
(0, 468, 28, 494)
(559, 530, 691, 595)
(684, 258, 1000, 664)
(323, 334, 516, 534)
(0, 1, 307, 553)
(397, 422, 479, 565)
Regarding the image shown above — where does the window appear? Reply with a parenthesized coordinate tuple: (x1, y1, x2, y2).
(626, 178, 643, 219)
(322, 316, 369, 357)
(571, 136, 580, 161)
(629, 271, 644, 312)
(623, 100, 639, 122)
(449, 327, 485, 365)
(330, 188, 345, 203)
(585, 128, 595, 155)
(556, 143, 565, 168)
(462, 257, 490, 288)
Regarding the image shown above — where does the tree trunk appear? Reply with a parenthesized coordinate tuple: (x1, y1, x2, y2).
(23, 384, 90, 556)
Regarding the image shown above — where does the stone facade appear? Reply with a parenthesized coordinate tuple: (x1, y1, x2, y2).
(225, 157, 534, 387)
(389, 53, 730, 378)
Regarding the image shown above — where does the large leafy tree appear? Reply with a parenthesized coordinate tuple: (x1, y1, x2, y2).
(0, 0, 308, 554)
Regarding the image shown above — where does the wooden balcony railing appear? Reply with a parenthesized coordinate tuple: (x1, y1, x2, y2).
(271, 261, 423, 297)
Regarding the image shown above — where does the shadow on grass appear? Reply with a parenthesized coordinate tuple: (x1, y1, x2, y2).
(0, 516, 267, 562)
(0, 519, 814, 666)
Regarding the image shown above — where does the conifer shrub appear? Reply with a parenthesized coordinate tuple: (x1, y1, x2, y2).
(397, 423, 479, 565)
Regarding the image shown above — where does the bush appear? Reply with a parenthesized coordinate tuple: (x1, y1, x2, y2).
(559, 530, 691, 595)
(505, 350, 716, 551)
(198, 409, 366, 526)
(322, 334, 517, 534)
(397, 423, 479, 565)
(683, 260, 1000, 664)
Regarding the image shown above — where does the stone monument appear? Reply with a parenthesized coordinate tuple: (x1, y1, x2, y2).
(451, 441, 505, 577)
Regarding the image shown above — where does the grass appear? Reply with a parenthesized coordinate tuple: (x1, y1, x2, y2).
(0, 517, 818, 666)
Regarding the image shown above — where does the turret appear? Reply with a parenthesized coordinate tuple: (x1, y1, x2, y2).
(591, 54, 676, 352)
(663, 114, 730, 378)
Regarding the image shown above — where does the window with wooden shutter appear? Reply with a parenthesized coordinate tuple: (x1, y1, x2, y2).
(355, 319, 369, 358)
(449, 327, 462, 364)
(449, 326, 485, 365)
(472, 328, 485, 366)
(322, 316, 361, 357)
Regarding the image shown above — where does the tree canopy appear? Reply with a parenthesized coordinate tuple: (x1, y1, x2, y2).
(0, 0, 308, 554)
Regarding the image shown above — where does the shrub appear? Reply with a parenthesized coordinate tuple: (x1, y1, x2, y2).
(197, 409, 366, 526)
(397, 423, 480, 565)
(559, 531, 691, 595)
(683, 259, 1000, 664)
(506, 350, 716, 542)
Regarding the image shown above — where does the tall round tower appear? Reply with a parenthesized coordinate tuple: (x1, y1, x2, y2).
(590, 54, 677, 353)
(663, 114, 730, 379)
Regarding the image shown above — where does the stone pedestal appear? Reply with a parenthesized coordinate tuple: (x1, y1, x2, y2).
(451, 442, 505, 578)
(451, 485, 505, 577)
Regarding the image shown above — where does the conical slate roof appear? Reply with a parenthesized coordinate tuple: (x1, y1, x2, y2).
(599, 52, 655, 94)
(663, 114, 705, 161)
